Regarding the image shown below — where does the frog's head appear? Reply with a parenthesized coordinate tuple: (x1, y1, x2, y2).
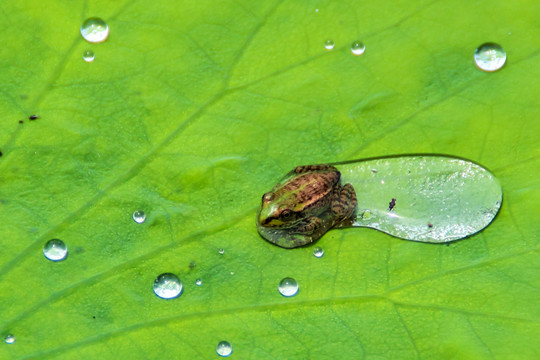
(258, 191, 299, 228)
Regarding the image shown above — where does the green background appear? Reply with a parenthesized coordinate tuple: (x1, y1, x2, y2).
(1, 0, 539, 359)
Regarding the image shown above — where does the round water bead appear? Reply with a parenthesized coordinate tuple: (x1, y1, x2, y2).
(313, 247, 324, 258)
(324, 39, 335, 50)
(216, 341, 233, 357)
(43, 239, 68, 261)
(278, 277, 299, 297)
(83, 50, 95, 62)
(4, 334, 15, 344)
(153, 273, 183, 299)
(80, 17, 109, 43)
(474, 43, 506, 72)
(132, 210, 146, 224)
(351, 41, 365, 55)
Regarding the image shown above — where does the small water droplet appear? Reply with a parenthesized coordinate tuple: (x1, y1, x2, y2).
(313, 247, 324, 258)
(132, 210, 146, 224)
(43, 239, 68, 261)
(216, 341, 233, 357)
(230, 271, 235, 276)
(218, 248, 225, 255)
(324, 39, 335, 51)
(4, 334, 15, 344)
(195, 278, 202, 286)
(351, 41, 366, 55)
(315, 8, 319, 13)
(83, 50, 95, 62)
(80, 17, 109, 43)
(474, 43, 506, 72)
(153, 273, 183, 299)
(278, 277, 299, 297)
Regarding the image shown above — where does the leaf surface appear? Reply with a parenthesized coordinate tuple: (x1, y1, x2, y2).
(0, 0, 539, 359)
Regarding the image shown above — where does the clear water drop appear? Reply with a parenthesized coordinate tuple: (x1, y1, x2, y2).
(218, 248, 225, 255)
(313, 247, 324, 258)
(4, 334, 15, 344)
(474, 43, 506, 72)
(324, 39, 335, 51)
(83, 50, 95, 62)
(278, 277, 299, 297)
(195, 279, 202, 286)
(340, 156, 503, 243)
(351, 41, 366, 55)
(132, 210, 146, 224)
(216, 341, 233, 357)
(43, 239, 68, 261)
(153, 273, 183, 299)
(80, 17, 109, 43)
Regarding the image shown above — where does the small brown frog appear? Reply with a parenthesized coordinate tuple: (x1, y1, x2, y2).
(257, 164, 357, 248)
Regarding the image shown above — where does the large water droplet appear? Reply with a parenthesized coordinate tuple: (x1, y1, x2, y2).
(132, 210, 146, 224)
(324, 39, 335, 51)
(341, 156, 502, 243)
(313, 247, 324, 258)
(153, 273, 183, 299)
(80, 17, 109, 43)
(83, 50, 95, 62)
(43, 239, 68, 261)
(4, 334, 15, 344)
(474, 43, 506, 72)
(216, 341, 233, 357)
(278, 277, 299, 297)
(351, 41, 365, 56)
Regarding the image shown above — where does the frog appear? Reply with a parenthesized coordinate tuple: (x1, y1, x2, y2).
(256, 164, 357, 248)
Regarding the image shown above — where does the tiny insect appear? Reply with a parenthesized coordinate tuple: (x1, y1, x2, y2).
(29, 114, 39, 120)
(389, 198, 396, 211)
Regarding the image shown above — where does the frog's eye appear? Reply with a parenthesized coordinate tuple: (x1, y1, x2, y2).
(281, 209, 293, 221)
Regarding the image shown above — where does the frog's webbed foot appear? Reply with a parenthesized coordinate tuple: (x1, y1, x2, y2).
(294, 164, 338, 174)
(331, 183, 357, 222)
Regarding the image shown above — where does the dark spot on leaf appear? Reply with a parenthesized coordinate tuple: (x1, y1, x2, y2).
(189, 261, 196, 270)
(389, 198, 396, 211)
(19, 120, 23, 124)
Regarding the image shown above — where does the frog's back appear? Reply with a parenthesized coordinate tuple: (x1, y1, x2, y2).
(275, 170, 339, 212)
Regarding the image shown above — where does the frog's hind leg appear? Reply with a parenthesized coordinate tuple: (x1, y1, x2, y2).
(294, 164, 338, 174)
(331, 184, 358, 221)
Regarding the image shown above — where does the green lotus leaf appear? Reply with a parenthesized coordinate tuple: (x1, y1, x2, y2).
(1, 0, 539, 359)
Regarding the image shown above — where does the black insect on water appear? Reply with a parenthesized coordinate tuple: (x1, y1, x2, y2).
(389, 198, 396, 211)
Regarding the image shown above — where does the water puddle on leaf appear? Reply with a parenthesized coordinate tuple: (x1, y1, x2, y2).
(338, 155, 502, 242)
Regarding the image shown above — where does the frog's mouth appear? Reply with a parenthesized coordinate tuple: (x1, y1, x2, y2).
(256, 222, 312, 248)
